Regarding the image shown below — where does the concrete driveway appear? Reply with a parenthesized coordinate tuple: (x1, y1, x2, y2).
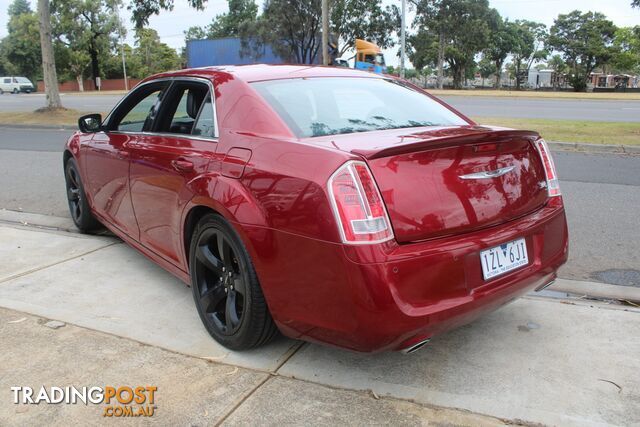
(1, 215, 639, 426)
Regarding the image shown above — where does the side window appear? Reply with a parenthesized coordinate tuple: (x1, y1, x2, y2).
(3, 78, 10, 84)
(154, 81, 215, 138)
(192, 95, 216, 138)
(117, 88, 164, 132)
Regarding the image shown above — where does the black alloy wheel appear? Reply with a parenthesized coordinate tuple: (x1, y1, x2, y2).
(189, 214, 277, 350)
(64, 158, 101, 233)
(194, 227, 246, 335)
(66, 163, 83, 223)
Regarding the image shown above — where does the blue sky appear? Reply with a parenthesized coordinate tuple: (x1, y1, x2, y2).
(1, 0, 639, 66)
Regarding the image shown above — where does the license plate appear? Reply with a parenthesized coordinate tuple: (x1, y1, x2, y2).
(480, 238, 529, 280)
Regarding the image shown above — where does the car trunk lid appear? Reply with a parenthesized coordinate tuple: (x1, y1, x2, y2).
(315, 126, 549, 243)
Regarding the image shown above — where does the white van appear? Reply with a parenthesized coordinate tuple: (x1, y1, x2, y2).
(0, 76, 35, 94)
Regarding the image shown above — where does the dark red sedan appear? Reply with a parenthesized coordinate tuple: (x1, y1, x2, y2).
(64, 65, 568, 353)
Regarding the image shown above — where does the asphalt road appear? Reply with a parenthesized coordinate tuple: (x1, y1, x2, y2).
(1, 92, 640, 122)
(0, 126, 638, 286)
(438, 96, 640, 122)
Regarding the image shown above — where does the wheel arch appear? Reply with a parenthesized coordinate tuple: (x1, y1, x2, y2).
(63, 149, 73, 166)
(181, 174, 271, 269)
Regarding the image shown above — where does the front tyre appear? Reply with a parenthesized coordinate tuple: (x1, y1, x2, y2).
(64, 158, 101, 233)
(189, 213, 278, 350)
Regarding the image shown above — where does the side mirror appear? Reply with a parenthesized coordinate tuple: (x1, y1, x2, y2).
(78, 114, 102, 133)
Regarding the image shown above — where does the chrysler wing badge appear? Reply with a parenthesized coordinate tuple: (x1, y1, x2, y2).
(459, 165, 516, 180)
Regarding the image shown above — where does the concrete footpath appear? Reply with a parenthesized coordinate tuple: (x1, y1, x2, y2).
(0, 213, 639, 426)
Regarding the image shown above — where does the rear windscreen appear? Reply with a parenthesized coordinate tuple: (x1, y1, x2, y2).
(252, 77, 467, 138)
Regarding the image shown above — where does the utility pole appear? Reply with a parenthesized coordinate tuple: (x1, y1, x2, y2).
(400, 0, 406, 78)
(321, 0, 329, 65)
(116, 6, 128, 91)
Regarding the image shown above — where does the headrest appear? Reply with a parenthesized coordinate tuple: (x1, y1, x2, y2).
(187, 89, 206, 119)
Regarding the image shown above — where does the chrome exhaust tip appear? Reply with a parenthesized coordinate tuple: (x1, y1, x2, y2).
(535, 279, 556, 292)
(400, 338, 431, 354)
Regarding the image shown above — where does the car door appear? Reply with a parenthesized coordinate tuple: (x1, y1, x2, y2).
(128, 78, 219, 268)
(83, 80, 170, 239)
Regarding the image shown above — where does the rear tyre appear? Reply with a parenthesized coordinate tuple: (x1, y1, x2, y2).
(189, 213, 278, 350)
(0, 88, 3, 95)
(64, 158, 101, 233)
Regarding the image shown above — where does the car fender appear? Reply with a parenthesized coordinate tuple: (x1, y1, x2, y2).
(180, 173, 270, 266)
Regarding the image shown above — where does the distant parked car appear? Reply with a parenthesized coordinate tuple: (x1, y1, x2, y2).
(64, 65, 569, 353)
(0, 76, 35, 94)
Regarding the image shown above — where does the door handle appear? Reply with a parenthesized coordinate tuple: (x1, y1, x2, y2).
(171, 158, 194, 173)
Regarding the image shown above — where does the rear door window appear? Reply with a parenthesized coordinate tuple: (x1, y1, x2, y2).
(153, 80, 216, 138)
(192, 95, 216, 138)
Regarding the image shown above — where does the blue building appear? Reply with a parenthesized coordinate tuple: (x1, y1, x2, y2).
(186, 37, 317, 68)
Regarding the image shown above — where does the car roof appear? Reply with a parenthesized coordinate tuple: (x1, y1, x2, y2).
(151, 64, 386, 83)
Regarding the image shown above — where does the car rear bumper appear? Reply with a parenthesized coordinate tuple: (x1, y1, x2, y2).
(245, 201, 569, 353)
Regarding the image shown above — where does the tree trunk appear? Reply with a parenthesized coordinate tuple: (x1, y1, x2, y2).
(452, 65, 463, 89)
(90, 41, 100, 89)
(76, 74, 84, 92)
(321, 0, 329, 65)
(436, 30, 445, 89)
(37, 0, 61, 109)
(495, 59, 502, 88)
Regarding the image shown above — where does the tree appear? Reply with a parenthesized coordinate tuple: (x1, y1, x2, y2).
(478, 56, 496, 87)
(246, 0, 322, 64)
(485, 14, 517, 88)
(128, 28, 181, 77)
(208, 0, 257, 37)
(55, 46, 90, 90)
(610, 26, 640, 74)
(38, 0, 62, 109)
(3, 11, 42, 83)
(632, 0, 639, 7)
(548, 11, 616, 91)
(410, 0, 494, 89)
(128, 0, 207, 28)
(52, 0, 122, 88)
(184, 25, 206, 41)
(8, 0, 32, 16)
(330, 0, 399, 57)
(511, 20, 547, 90)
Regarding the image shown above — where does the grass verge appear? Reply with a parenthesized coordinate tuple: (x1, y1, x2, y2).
(430, 89, 640, 100)
(0, 109, 101, 127)
(474, 116, 640, 146)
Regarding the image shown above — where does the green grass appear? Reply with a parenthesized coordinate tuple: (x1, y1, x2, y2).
(0, 109, 84, 127)
(473, 116, 640, 146)
(430, 89, 640, 100)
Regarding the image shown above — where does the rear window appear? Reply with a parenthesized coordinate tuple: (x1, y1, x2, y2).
(252, 77, 467, 138)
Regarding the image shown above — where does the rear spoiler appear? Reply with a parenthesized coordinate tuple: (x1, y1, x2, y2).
(351, 127, 540, 160)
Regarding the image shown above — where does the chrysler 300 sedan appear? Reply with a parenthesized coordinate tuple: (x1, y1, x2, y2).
(64, 65, 568, 353)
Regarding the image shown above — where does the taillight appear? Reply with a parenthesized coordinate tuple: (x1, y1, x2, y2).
(328, 160, 394, 244)
(534, 139, 561, 197)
